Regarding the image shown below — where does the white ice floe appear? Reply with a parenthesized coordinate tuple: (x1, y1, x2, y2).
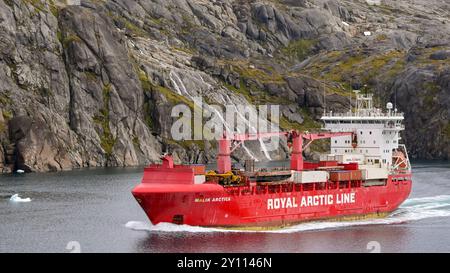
(10, 194, 31, 202)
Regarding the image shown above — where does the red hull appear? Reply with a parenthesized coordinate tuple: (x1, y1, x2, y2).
(132, 174, 412, 228)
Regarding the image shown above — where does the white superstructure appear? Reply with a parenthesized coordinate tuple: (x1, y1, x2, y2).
(321, 91, 410, 172)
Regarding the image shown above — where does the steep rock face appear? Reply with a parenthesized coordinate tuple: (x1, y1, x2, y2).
(0, 0, 77, 172)
(59, 6, 161, 167)
(0, 0, 449, 173)
(392, 67, 450, 159)
(0, 0, 162, 172)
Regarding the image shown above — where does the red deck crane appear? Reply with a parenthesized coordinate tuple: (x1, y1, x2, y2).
(217, 130, 354, 173)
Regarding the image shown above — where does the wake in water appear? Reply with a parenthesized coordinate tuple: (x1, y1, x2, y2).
(125, 195, 450, 234)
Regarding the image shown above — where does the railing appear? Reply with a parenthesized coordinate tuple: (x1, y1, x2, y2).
(223, 180, 363, 196)
(322, 112, 404, 118)
(384, 124, 405, 130)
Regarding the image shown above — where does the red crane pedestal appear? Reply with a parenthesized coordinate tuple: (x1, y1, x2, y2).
(290, 134, 304, 171)
(217, 139, 232, 174)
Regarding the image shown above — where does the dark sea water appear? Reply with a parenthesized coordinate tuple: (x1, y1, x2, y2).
(1, 161, 450, 253)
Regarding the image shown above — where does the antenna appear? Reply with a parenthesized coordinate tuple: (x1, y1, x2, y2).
(394, 88, 397, 112)
(353, 90, 360, 114)
(349, 90, 352, 115)
(323, 81, 326, 114)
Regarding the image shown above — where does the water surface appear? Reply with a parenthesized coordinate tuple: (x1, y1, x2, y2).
(1, 161, 449, 253)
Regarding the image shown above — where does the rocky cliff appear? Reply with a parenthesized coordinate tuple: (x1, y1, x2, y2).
(0, 0, 449, 173)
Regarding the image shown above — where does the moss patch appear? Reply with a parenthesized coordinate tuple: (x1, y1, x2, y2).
(0, 91, 12, 106)
(62, 34, 82, 48)
(93, 84, 116, 157)
(48, 0, 59, 17)
(279, 108, 321, 131)
(109, 13, 147, 37)
(2, 109, 13, 120)
(84, 71, 98, 82)
(139, 70, 194, 109)
(281, 39, 317, 61)
(443, 122, 450, 139)
(228, 61, 284, 84)
(299, 49, 406, 92)
(375, 34, 388, 41)
(422, 82, 441, 108)
(0, 122, 5, 134)
(142, 100, 153, 129)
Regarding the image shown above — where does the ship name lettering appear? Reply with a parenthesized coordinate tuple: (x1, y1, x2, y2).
(267, 197, 298, 209)
(267, 193, 356, 210)
(336, 192, 356, 204)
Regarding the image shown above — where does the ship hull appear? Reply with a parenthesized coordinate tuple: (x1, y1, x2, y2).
(132, 174, 412, 228)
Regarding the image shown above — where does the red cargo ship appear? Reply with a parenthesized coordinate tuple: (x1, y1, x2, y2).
(132, 93, 412, 228)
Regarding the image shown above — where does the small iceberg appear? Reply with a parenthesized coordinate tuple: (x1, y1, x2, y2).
(10, 194, 31, 203)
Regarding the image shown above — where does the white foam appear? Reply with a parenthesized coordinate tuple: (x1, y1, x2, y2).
(9, 194, 31, 203)
(126, 195, 450, 234)
(125, 221, 231, 233)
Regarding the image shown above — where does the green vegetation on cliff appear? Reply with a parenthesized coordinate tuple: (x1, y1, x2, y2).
(281, 39, 317, 62)
(138, 70, 194, 109)
(93, 84, 116, 158)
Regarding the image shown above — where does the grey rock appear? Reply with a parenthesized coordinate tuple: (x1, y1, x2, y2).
(246, 21, 260, 40)
(305, 89, 324, 108)
(324, 0, 354, 23)
(430, 50, 450, 60)
(281, 105, 304, 124)
(390, 66, 450, 159)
